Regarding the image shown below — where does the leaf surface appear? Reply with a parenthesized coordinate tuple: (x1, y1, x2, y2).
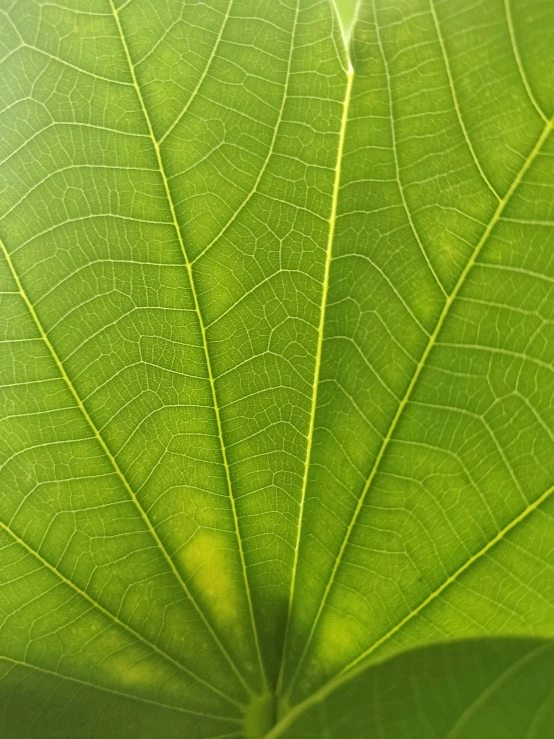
(280, 0, 554, 704)
(269, 638, 554, 738)
(1, 0, 553, 736)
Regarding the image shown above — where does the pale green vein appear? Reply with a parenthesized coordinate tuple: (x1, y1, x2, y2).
(374, 0, 450, 295)
(23, 44, 132, 87)
(107, 0, 266, 691)
(0, 519, 242, 709)
(0, 236, 243, 705)
(190, 2, 299, 268)
(428, 0, 501, 200)
(157, 0, 233, 144)
(276, 59, 354, 696)
(504, 0, 549, 124)
(0, 655, 240, 721)
(285, 109, 554, 699)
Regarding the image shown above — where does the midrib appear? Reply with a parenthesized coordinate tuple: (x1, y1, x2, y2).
(275, 59, 355, 697)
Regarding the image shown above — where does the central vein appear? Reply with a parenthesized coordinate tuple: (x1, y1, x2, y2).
(275, 59, 355, 698)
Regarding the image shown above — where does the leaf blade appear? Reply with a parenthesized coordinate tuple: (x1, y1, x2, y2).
(282, 0, 554, 702)
(0, 0, 348, 719)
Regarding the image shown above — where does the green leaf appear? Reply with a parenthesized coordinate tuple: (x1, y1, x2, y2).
(1, 0, 553, 737)
(279, 0, 554, 707)
(268, 638, 554, 738)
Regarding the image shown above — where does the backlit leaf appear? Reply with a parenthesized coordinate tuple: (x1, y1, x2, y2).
(1, 0, 553, 736)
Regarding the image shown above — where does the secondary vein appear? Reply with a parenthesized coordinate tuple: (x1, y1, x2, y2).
(0, 654, 241, 720)
(108, 0, 266, 692)
(276, 60, 355, 697)
(0, 515, 241, 709)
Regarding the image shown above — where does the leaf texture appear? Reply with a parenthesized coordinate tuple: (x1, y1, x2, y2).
(280, 0, 554, 704)
(269, 638, 554, 738)
(1, 0, 553, 736)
